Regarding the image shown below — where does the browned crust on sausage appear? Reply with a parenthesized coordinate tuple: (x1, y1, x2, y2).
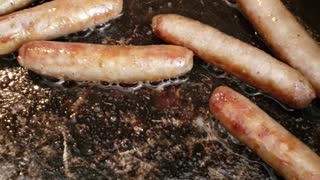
(152, 14, 316, 109)
(0, 0, 123, 55)
(236, 0, 320, 96)
(210, 86, 320, 180)
(18, 41, 194, 83)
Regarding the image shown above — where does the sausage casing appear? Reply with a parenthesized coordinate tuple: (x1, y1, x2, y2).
(152, 14, 315, 109)
(18, 41, 194, 83)
(237, 0, 320, 96)
(0, 0, 123, 55)
(0, 0, 33, 15)
(210, 86, 320, 180)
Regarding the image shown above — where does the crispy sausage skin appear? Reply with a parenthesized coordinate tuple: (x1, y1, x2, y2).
(209, 86, 320, 180)
(0, 0, 123, 55)
(236, 0, 320, 96)
(18, 41, 194, 83)
(152, 14, 315, 109)
(0, 0, 33, 15)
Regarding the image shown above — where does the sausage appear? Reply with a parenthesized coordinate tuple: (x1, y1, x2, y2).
(236, 0, 320, 96)
(0, 0, 33, 15)
(18, 41, 194, 83)
(152, 14, 315, 109)
(0, 0, 123, 55)
(209, 86, 320, 180)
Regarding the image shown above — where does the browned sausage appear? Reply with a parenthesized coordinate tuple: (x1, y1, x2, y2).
(0, 0, 123, 55)
(152, 14, 315, 109)
(0, 0, 33, 15)
(18, 41, 194, 83)
(236, 0, 320, 96)
(209, 86, 320, 180)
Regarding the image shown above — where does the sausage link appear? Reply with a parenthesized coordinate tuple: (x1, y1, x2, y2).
(152, 14, 315, 109)
(0, 0, 123, 55)
(210, 86, 320, 180)
(18, 41, 194, 83)
(0, 0, 33, 16)
(237, 0, 320, 96)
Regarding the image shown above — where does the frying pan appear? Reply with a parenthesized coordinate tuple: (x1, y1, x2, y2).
(0, 0, 319, 179)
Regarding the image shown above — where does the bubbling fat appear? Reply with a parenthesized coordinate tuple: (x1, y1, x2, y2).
(39, 75, 189, 92)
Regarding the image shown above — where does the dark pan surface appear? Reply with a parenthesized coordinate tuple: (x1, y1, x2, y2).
(0, 0, 319, 179)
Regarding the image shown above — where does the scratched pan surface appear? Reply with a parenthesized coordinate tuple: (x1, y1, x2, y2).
(0, 0, 320, 179)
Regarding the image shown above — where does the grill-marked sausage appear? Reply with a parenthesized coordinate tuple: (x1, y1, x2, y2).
(152, 14, 315, 109)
